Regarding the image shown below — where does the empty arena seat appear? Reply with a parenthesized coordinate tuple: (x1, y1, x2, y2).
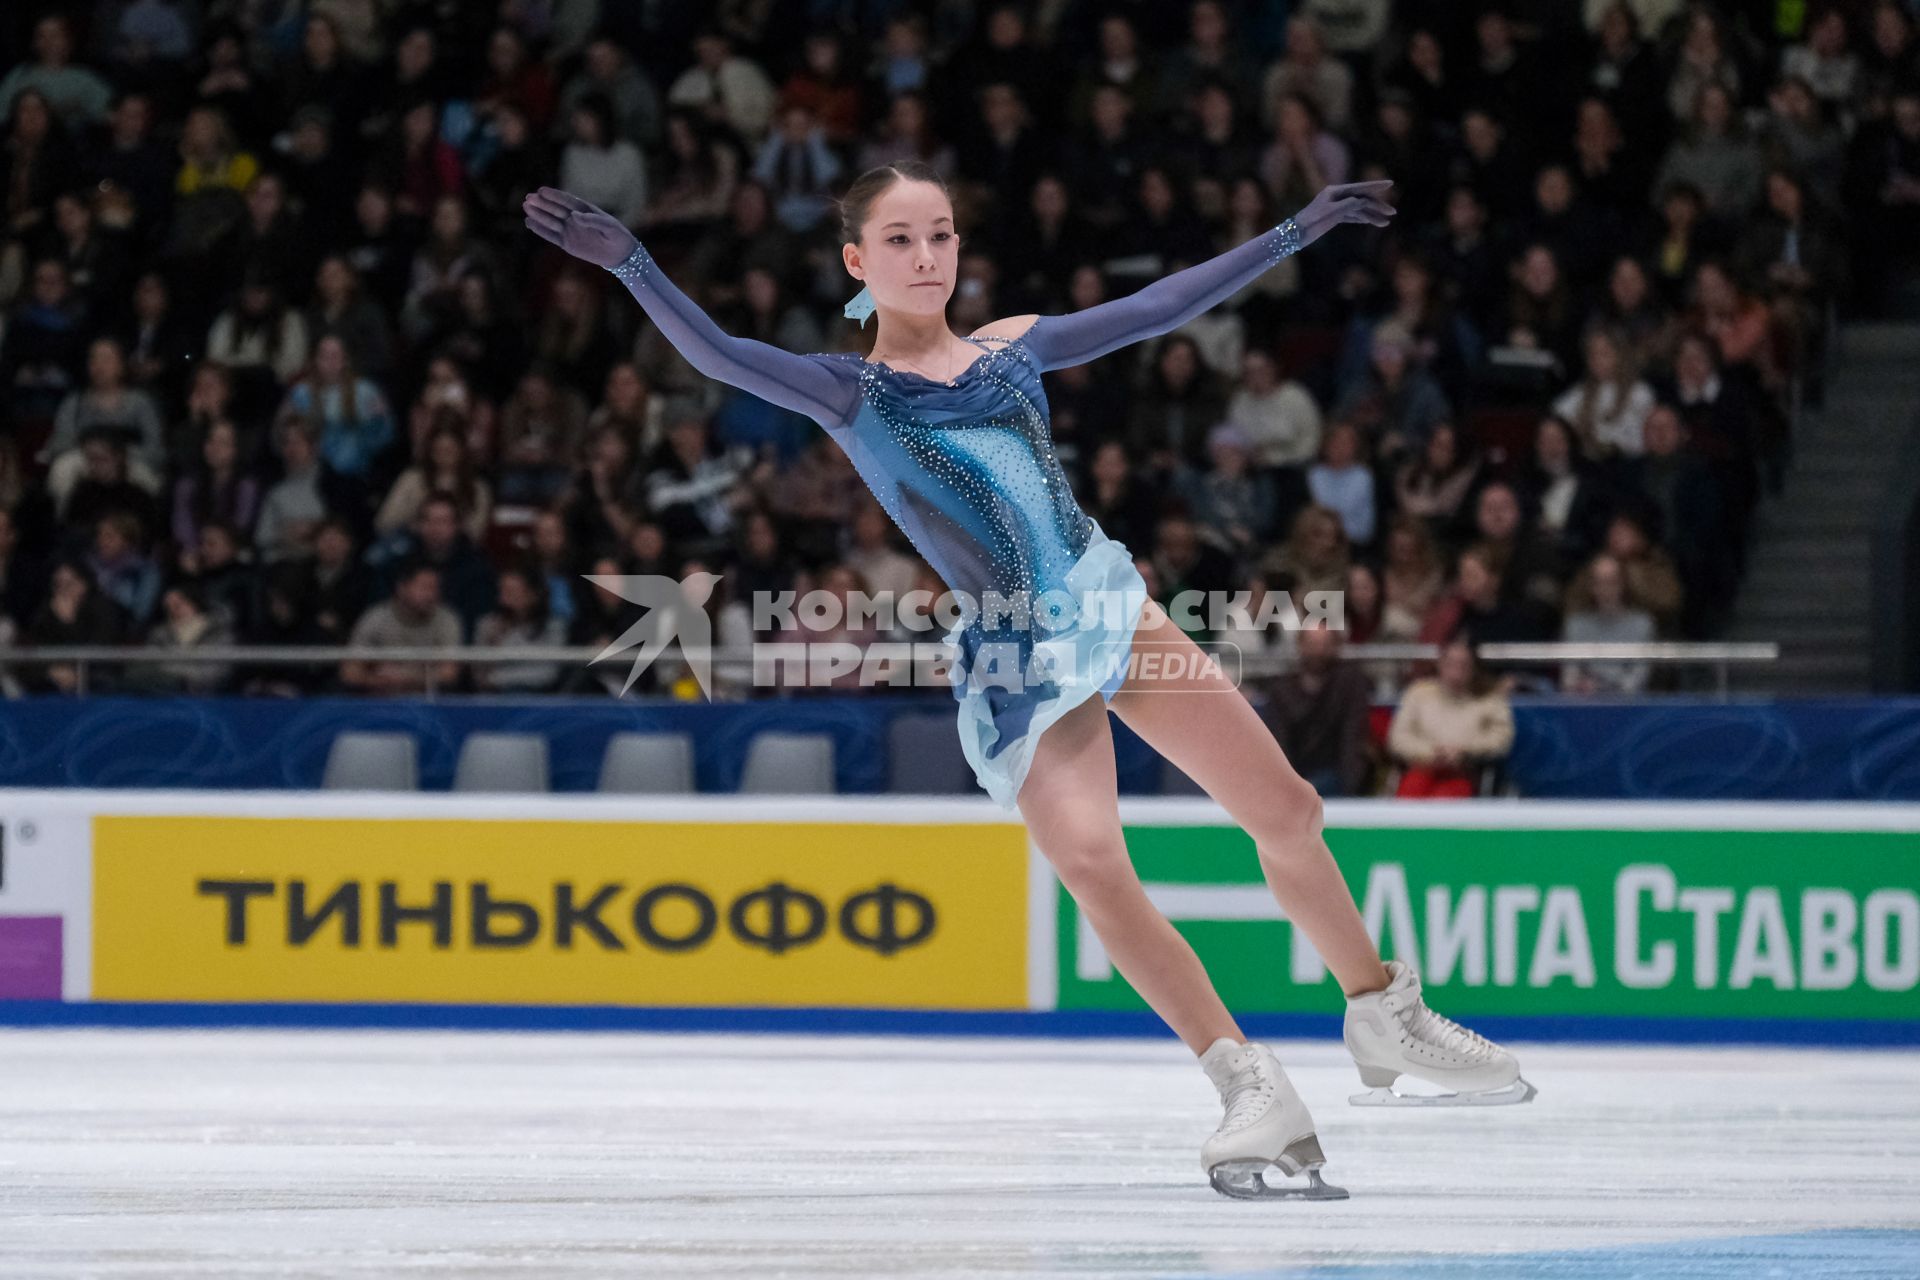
(597, 732, 696, 793)
(739, 732, 836, 793)
(453, 733, 551, 792)
(887, 713, 975, 794)
(322, 732, 420, 791)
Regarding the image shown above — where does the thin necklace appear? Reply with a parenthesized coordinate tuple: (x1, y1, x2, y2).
(872, 336, 967, 386)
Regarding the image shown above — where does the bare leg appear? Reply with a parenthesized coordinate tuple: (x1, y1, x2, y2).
(1015, 691, 1243, 1054)
(1106, 602, 1390, 998)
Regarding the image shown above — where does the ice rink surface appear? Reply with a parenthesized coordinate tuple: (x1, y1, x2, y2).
(2, 1029, 1917, 1279)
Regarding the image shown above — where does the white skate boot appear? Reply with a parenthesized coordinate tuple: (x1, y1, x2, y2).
(1198, 1037, 1348, 1200)
(1343, 959, 1535, 1106)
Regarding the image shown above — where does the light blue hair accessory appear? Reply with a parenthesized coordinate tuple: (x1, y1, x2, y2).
(843, 284, 876, 328)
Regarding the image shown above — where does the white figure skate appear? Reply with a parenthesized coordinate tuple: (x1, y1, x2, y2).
(1343, 959, 1536, 1107)
(1198, 1037, 1349, 1200)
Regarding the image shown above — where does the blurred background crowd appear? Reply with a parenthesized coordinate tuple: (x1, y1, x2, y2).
(0, 0, 1912, 719)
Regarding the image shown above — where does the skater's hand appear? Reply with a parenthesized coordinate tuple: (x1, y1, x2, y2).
(523, 187, 639, 270)
(1292, 180, 1396, 247)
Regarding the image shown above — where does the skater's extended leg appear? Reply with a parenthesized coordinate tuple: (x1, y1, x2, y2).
(1109, 605, 1532, 1107)
(1015, 693, 1241, 1055)
(1022, 651, 1345, 1198)
(1106, 601, 1389, 997)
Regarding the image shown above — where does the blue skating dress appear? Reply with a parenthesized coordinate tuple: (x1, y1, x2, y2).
(607, 216, 1303, 809)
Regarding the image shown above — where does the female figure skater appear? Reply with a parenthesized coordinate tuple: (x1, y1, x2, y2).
(523, 165, 1531, 1201)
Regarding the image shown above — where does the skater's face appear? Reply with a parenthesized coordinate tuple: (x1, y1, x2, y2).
(846, 178, 958, 320)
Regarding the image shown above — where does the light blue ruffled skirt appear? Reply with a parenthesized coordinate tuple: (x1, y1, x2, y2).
(947, 519, 1150, 810)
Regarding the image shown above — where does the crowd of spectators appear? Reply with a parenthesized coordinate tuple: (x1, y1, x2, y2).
(1, 0, 1914, 704)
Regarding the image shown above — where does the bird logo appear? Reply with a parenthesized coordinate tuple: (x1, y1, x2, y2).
(582, 571, 724, 698)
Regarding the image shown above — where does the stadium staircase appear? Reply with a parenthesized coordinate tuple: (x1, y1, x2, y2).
(1729, 318, 1920, 692)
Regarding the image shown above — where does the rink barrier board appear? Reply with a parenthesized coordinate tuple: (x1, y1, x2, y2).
(6, 1001, 1920, 1046)
(1, 792, 1917, 1043)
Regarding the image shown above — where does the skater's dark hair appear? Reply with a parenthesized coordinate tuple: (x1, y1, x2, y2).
(839, 160, 951, 245)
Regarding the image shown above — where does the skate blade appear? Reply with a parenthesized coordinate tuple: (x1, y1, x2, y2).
(1208, 1160, 1349, 1201)
(1207, 1136, 1350, 1201)
(1348, 1076, 1537, 1107)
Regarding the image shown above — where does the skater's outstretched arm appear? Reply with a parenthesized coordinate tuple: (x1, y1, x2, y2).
(523, 187, 858, 428)
(1019, 180, 1396, 372)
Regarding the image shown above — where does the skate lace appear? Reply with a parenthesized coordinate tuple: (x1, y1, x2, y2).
(1399, 999, 1497, 1060)
(1216, 1055, 1274, 1134)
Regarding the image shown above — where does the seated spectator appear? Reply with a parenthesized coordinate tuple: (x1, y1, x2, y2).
(1499, 243, 1581, 374)
(341, 560, 462, 694)
(206, 274, 309, 416)
(642, 108, 742, 234)
(1469, 480, 1564, 613)
(1306, 420, 1375, 547)
(855, 90, 955, 183)
(376, 424, 491, 543)
(176, 521, 254, 630)
(61, 432, 161, 540)
(472, 565, 566, 693)
(1654, 81, 1763, 222)
(586, 361, 655, 453)
(171, 419, 259, 556)
(1518, 416, 1612, 564)
(531, 270, 620, 400)
(2, 256, 87, 427)
(753, 103, 842, 235)
(567, 553, 654, 696)
(23, 558, 129, 693)
(255, 416, 344, 563)
(1260, 621, 1372, 797)
(1222, 346, 1322, 470)
(1629, 405, 1731, 635)
(1080, 440, 1166, 555)
(558, 93, 648, 228)
(1393, 422, 1478, 540)
(1552, 324, 1655, 458)
(1387, 638, 1514, 798)
(1599, 510, 1684, 634)
(279, 334, 394, 483)
(1127, 334, 1229, 473)
(406, 355, 498, 462)
(1332, 321, 1449, 457)
(561, 35, 664, 157)
(1421, 543, 1556, 655)
(85, 511, 160, 629)
(645, 413, 769, 564)
(1380, 515, 1444, 641)
(134, 582, 237, 694)
(496, 364, 588, 507)
(368, 492, 496, 637)
(1149, 513, 1240, 636)
(527, 510, 583, 630)
(309, 518, 371, 645)
(0, 506, 46, 630)
(1561, 552, 1656, 694)
(843, 503, 918, 609)
(773, 562, 882, 694)
(1179, 424, 1279, 562)
(43, 338, 166, 506)
(1214, 570, 1301, 664)
(305, 254, 394, 380)
(1260, 504, 1350, 599)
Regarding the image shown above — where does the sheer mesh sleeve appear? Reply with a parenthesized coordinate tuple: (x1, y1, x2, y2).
(1020, 218, 1303, 372)
(607, 243, 860, 428)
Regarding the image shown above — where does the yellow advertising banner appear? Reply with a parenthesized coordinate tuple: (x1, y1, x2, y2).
(93, 816, 1027, 1009)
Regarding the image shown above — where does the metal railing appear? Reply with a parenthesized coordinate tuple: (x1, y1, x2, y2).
(0, 640, 1781, 700)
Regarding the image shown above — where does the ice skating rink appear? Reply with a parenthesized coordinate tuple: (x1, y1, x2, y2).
(2, 1029, 1916, 1278)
